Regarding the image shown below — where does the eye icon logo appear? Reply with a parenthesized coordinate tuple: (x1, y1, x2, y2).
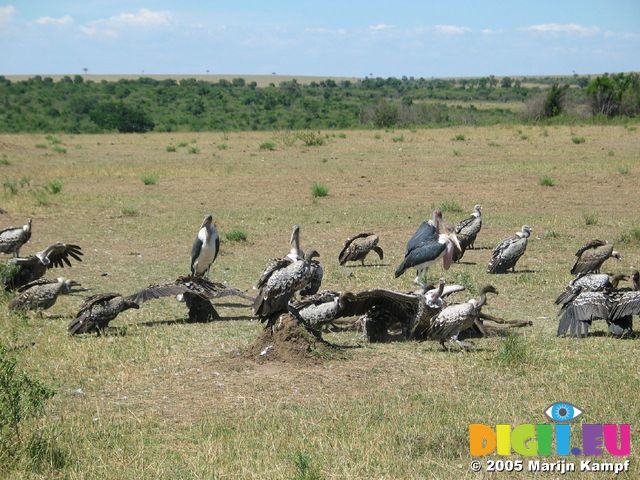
(545, 402, 583, 422)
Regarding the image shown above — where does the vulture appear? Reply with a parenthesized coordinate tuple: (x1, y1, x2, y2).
(68, 293, 140, 335)
(570, 240, 620, 275)
(255, 224, 304, 290)
(288, 278, 466, 342)
(253, 250, 321, 326)
(338, 232, 384, 266)
(557, 270, 639, 337)
(0, 218, 32, 257)
(555, 273, 628, 307)
(2, 243, 83, 290)
(129, 275, 253, 323)
(9, 277, 85, 312)
(395, 210, 461, 285)
(453, 205, 482, 262)
(191, 214, 220, 277)
(486, 225, 532, 274)
(427, 285, 499, 350)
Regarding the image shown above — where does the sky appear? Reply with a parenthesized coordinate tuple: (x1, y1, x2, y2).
(0, 1, 638, 77)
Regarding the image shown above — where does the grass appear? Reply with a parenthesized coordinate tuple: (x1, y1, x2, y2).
(452, 133, 465, 141)
(0, 155, 9, 166)
(618, 227, 640, 244)
(225, 230, 248, 242)
(177, 141, 188, 148)
(583, 211, 598, 226)
(45, 180, 63, 194)
(52, 145, 67, 154)
(0, 125, 639, 478)
(571, 135, 586, 144)
(32, 189, 49, 206)
(217, 143, 228, 150)
(618, 165, 629, 175)
(259, 141, 276, 151)
(188, 146, 200, 154)
(165, 144, 177, 152)
(391, 135, 404, 143)
(438, 199, 463, 213)
(538, 175, 556, 187)
(141, 174, 158, 186)
(311, 182, 329, 198)
(298, 131, 325, 147)
(3, 179, 18, 195)
(121, 207, 138, 216)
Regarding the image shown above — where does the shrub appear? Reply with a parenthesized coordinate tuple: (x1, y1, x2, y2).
(618, 228, 640, 244)
(311, 183, 329, 198)
(392, 135, 404, 143)
(121, 207, 138, 216)
(542, 83, 569, 117)
(452, 134, 465, 141)
(3, 179, 18, 195)
(372, 100, 399, 128)
(188, 146, 200, 154)
(45, 180, 63, 194)
(141, 174, 157, 186)
(496, 333, 529, 366)
(89, 101, 154, 133)
(32, 189, 49, 206)
(177, 141, 188, 148)
(217, 143, 228, 150)
(374, 133, 381, 140)
(539, 175, 556, 187)
(0, 345, 55, 464)
(52, 145, 66, 154)
(225, 230, 248, 242)
(35, 144, 47, 149)
(618, 165, 629, 175)
(0, 155, 9, 166)
(583, 212, 598, 226)
(298, 131, 325, 147)
(571, 136, 585, 144)
(166, 144, 176, 152)
(19, 177, 31, 188)
(337, 132, 347, 139)
(438, 200, 463, 213)
(45, 135, 61, 145)
(259, 141, 276, 151)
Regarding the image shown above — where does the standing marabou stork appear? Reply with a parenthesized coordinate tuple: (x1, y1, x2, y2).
(453, 205, 482, 262)
(570, 240, 620, 275)
(427, 285, 499, 350)
(486, 225, 532, 274)
(338, 232, 384, 266)
(68, 293, 140, 335)
(3, 243, 83, 290)
(0, 218, 32, 257)
(191, 214, 219, 277)
(395, 209, 461, 285)
(9, 277, 85, 312)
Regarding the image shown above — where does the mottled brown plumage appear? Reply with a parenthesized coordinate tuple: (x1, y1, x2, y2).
(570, 240, 620, 275)
(338, 232, 384, 266)
(9, 277, 83, 311)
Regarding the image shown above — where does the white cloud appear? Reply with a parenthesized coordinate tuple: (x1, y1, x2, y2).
(0, 4, 16, 24)
(35, 15, 73, 26)
(523, 23, 599, 35)
(80, 8, 171, 38)
(433, 24, 471, 35)
(369, 23, 395, 31)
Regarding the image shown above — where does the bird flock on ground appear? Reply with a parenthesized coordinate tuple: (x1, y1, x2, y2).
(1, 205, 639, 352)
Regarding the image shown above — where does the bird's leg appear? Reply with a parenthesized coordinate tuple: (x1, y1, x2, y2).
(361, 259, 365, 267)
(439, 339, 448, 351)
(453, 335, 472, 351)
(414, 268, 426, 286)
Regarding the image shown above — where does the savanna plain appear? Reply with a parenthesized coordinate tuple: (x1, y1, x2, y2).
(0, 124, 639, 479)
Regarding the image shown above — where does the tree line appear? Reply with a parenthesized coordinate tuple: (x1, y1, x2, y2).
(0, 73, 637, 133)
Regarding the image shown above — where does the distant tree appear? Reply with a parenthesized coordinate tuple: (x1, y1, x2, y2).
(372, 100, 399, 128)
(500, 77, 513, 88)
(586, 74, 631, 116)
(542, 83, 569, 117)
(89, 101, 154, 133)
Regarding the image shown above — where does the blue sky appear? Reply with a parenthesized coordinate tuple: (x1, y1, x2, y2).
(1, 1, 638, 77)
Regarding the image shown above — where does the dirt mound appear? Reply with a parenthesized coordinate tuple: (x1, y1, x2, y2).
(246, 313, 342, 364)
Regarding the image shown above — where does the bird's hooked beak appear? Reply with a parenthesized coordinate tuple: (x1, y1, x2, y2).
(306, 249, 320, 260)
(612, 250, 621, 260)
(68, 280, 90, 294)
(449, 231, 462, 252)
(201, 215, 213, 228)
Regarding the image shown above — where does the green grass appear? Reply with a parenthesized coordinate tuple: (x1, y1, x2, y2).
(0, 126, 639, 479)
(311, 182, 329, 198)
(52, 145, 66, 154)
(452, 133, 466, 141)
(0, 155, 9, 166)
(35, 143, 48, 149)
(32, 189, 49, 206)
(391, 135, 404, 143)
(45, 180, 63, 194)
(583, 211, 598, 226)
(618, 165, 629, 175)
(259, 141, 276, 151)
(618, 227, 640, 244)
(538, 175, 556, 187)
(165, 144, 177, 152)
(3, 179, 18, 195)
(571, 135, 586, 144)
(188, 146, 200, 154)
(298, 131, 325, 147)
(141, 174, 157, 186)
(438, 199, 463, 213)
(217, 143, 228, 151)
(121, 207, 138, 216)
(177, 141, 188, 148)
(225, 230, 248, 242)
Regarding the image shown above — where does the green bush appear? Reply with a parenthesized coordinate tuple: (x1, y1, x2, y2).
(539, 175, 556, 187)
(45, 180, 63, 194)
(452, 134, 465, 141)
(225, 230, 248, 242)
(259, 141, 276, 151)
(188, 146, 200, 154)
(311, 183, 329, 198)
(571, 136, 586, 144)
(583, 212, 598, 226)
(166, 144, 176, 152)
(89, 101, 154, 133)
(121, 207, 138, 216)
(298, 131, 325, 147)
(141, 174, 157, 186)
(438, 200, 463, 213)
(0, 345, 55, 464)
